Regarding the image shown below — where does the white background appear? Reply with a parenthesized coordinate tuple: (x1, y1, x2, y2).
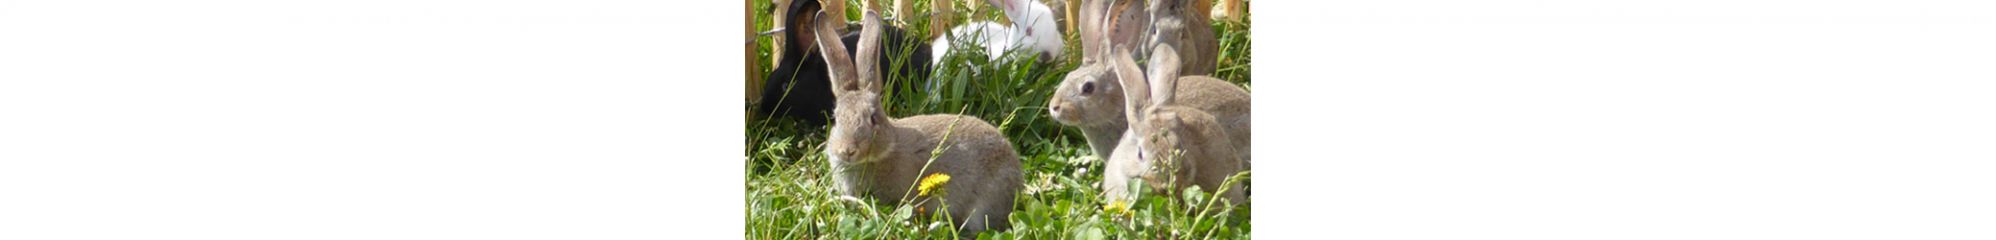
(2, 0, 1993, 239)
(1290, 0, 1996, 239)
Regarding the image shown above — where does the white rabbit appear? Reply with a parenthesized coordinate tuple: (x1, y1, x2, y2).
(931, 0, 1065, 63)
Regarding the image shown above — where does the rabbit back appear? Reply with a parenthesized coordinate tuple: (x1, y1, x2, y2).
(892, 114, 1024, 233)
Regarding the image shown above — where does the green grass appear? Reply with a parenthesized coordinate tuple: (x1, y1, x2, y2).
(748, 0, 1251, 239)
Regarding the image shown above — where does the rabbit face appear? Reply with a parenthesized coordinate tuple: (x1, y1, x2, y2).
(826, 96, 889, 164)
(1048, 65, 1125, 127)
(1106, 112, 1197, 200)
(1101, 133, 1143, 201)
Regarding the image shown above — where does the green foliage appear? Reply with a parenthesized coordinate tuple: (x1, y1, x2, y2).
(748, 0, 1252, 239)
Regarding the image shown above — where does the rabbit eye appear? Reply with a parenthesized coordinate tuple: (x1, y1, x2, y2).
(1081, 81, 1096, 94)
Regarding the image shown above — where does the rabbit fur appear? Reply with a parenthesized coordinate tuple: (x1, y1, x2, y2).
(813, 11, 1025, 237)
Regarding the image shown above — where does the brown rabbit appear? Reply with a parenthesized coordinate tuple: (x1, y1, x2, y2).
(1073, 0, 1215, 75)
(1145, 0, 1219, 75)
(810, 11, 1024, 237)
(1047, 33, 1248, 166)
(1054, 0, 1241, 163)
(1101, 44, 1245, 205)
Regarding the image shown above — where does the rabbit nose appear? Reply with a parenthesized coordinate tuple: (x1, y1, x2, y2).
(1050, 105, 1061, 112)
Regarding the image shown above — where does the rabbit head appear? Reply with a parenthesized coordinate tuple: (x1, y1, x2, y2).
(1048, 21, 1141, 160)
(783, 0, 832, 61)
(813, 11, 895, 165)
(1145, 0, 1219, 75)
(1145, 1, 1185, 56)
(1112, 44, 1243, 203)
(1048, 64, 1125, 127)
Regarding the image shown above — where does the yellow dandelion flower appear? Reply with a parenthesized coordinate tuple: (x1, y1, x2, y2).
(917, 173, 951, 197)
(1103, 199, 1130, 215)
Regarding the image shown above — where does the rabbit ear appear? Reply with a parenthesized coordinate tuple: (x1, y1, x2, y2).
(1076, 0, 1100, 62)
(810, 11, 861, 95)
(1106, 0, 1148, 59)
(854, 11, 884, 94)
(1108, 44, 1148, 125)
(1146, 44, 1180, 106)
(818, 0, 848, 31)
(1093, 31, 1115, 63)
(1083, 0, 1124, 63)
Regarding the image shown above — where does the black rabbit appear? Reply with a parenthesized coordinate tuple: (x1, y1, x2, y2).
(756, 0, 932, 126)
